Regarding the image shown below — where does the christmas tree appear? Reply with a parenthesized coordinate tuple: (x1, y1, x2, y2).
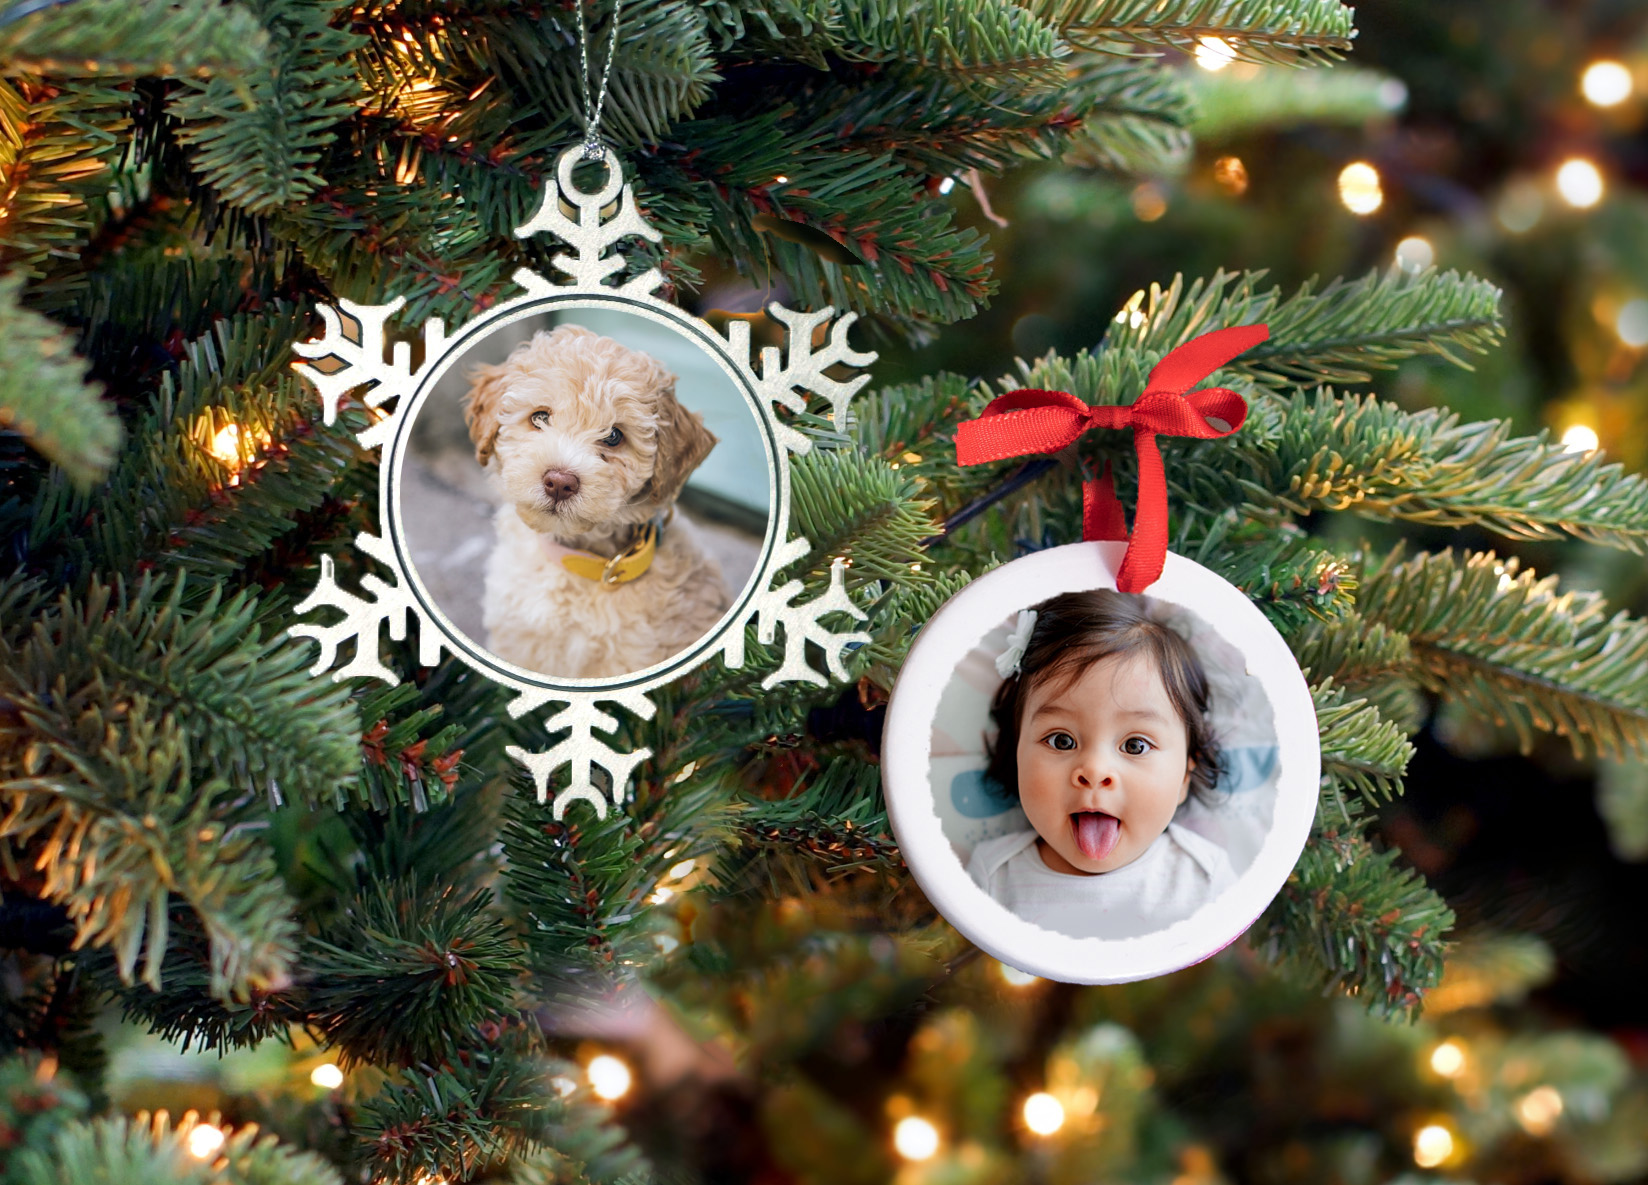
(2, 2, 1647, 1183)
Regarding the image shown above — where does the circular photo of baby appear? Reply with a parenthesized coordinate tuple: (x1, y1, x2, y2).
(397, 302, 774, 683)
(882, 541, 1319, 984)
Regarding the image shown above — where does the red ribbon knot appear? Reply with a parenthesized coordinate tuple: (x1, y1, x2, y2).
(954, 323, 1269, 593)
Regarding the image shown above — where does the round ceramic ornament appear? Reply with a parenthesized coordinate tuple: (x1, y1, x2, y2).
(285, 145, 875, 821)
(882, 326, 1321, 984)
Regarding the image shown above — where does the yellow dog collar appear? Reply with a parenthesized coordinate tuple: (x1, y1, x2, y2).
(542, 518, 661, 586)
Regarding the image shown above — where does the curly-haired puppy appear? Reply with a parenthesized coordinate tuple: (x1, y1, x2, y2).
(463, 324, 731, 678)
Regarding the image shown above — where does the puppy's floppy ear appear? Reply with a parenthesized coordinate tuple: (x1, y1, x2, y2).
(463, 360, 511, 466)
(640, 376, 717, 512)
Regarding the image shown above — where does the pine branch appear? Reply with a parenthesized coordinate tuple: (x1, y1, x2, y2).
(1100, 268, 1504, 388)
(171, 0, 365, 214)
(1256, 811, 1453, 1020)
(0, 273, 118, 489)
(1064, 55, 1195, 176)
(1173, 510, 1355, 633)
(1313, 679, 1413, 819)
(0, 0, 268, 77)
(1291, 612, 1425, 732)
(0, 574, 360, 812)
(836, 0, 1067, 85)
(1037, 0, 1357, 66)
(308, 880, 522, 1069)
(1427, 930, 1555, 1012)
(1598, 756, 1648, 862)
(1188, 63, 1403, 138)
(789, 448, 941, 588)
(1357, 548, 1648, 760)
(7, 1111, 215, 1185)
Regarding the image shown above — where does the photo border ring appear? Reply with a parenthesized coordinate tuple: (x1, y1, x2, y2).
(882, 540, 1320, 984)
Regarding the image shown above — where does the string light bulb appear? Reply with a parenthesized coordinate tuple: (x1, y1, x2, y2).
(187, 1123, 227, 1160)
(208, 424, 244, 467)
(1212, 155, 1249, 196)
(1195, 36, 1237, 71)
(1555, 158, 1604, 209)
(893, 1116, 940, 1161)
(1412, 1123, 1455, 1168)
(1581, 60, 1633, 107)
(1022, 1092, 1065, 1136)
(310, 1062, 344, 1089)
(1428, 1039, 1466, 1078)
(587, 1054, 633, 1101)
(1338, 162, 1383, 215)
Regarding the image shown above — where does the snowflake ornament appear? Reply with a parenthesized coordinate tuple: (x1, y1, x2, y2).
(289, 145, 875, 819)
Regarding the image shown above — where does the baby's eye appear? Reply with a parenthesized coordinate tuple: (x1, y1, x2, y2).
(1042, 732, 1077, 752)
(598, 426, 624, 447)
(1121, 736, 1154, 756)
(530, 410, 550, 430)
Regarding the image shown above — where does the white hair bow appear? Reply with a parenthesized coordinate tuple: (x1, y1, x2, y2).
(994, 609, 1039, 679)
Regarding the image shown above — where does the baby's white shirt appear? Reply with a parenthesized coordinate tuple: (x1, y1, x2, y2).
(966, 823, 1236, 940)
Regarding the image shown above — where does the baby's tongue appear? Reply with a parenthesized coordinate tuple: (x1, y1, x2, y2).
(1073, 811, 1120, 862)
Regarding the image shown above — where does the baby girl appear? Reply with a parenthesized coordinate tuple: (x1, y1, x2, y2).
(967, 589, 1236, 939)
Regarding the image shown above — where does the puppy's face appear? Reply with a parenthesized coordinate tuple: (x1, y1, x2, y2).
(463, 325, 717, 539)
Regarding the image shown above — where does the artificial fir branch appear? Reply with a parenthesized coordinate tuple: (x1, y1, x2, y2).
(1357, 547, 1648, 759)
(1064, 55, 1196, 176)
(0, 0, 267, 78)
(1312, 679, 1414, 819)
(1042, 0, 1357, 65)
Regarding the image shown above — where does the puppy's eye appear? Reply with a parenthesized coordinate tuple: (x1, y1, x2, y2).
(530, 411, 550, 430)
(598, 426, 624, 447)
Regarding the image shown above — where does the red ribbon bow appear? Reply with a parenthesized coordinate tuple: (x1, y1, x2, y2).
(954, 323, 1269, 592)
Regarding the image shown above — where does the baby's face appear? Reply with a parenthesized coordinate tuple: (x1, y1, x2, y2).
(1015, 651, 1193, 877)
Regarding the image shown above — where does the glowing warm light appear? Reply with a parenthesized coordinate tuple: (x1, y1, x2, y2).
(1429, 1040, 1466, 1078)
(1395, 235, 1434, 272)
(1212, 155, 1249, 196)
(893, 1116, 940, 1161)
(1561, 423, 1599, 454)
(1516, 1085, 1564, 1134)
(998, 961, 1039, 986)
(1022, 1092, 1066, 1135)
(938, 176, 956, 195)
(1413, 1124, 1454, 1168)
(1195, 36, 1237, 71)
(1581, 60, 1633, 107)
(1616, 298, 1648, 347)
(187, 1123, 227, 1160)
(310, 1062, 344, 1089)
(550, 1074, 577, 1097)
(1556, 158, 1604, 209)
(649, 886, 675, 904)
(668, 859, 697, 880)
(773, 175, 788, 184)
(208, 424, 244, 466)
(1130, 182, 1167, 222)
(1112, 290, 1148, 331)
(587, 1054, 633, 1101)
(1338, 162, 1383, 215)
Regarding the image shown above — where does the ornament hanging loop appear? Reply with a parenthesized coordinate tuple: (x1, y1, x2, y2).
(954, 324, 1269, 593)
(575, 0, 624, 160)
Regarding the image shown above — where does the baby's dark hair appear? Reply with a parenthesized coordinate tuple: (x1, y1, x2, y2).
(984, 589, 1223, 804)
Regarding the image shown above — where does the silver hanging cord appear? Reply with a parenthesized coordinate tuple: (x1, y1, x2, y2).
(575, 0, 624, 160)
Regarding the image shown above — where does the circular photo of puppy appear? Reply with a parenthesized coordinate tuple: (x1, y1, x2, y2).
(881, 541, 1319, 984)
(397, 301, 774, 682)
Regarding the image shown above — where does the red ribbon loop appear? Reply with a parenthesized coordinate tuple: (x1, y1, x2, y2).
(954, 323, 1268, 592)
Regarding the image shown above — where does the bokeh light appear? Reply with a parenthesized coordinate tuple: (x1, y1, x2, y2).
(1338, 162, 1383, 215)
(1413, 1124, 1455, 1168)
(310, 1062, 344, 1089)
(1556, 158, 1604, 209)
(1428, 1039, 1466, 1078)
(1195, 36, 1237, 71)
(1395, 235, 1435, 272)
(1616, 298, 1648, 347)
(893, 1116, 940, 1160)
(1023, 1092, 1066, 1135)
(998, 961, 1039, 986)
(1213, 155, 1249, 196)
(1561, 423, 1599, 454)
(587, 1054, 633, 1101)
(1516, 1085, 1564, 1135)
(1581, 60, 1633, 107)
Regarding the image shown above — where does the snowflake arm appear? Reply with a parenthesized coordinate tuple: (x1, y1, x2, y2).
(290, 298, 446, 451)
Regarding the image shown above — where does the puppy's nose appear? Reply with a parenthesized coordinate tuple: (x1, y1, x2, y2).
(542, 469, 581, 503)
